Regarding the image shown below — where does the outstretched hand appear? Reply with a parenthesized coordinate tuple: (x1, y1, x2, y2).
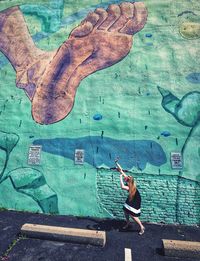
(115, 160, 128, 178)
(115, 160, 123, 173)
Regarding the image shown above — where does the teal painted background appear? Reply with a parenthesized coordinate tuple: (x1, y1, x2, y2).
(0, 0, 199, 224)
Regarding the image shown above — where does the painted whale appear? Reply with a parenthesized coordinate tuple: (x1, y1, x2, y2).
(33, 136, 167, 170)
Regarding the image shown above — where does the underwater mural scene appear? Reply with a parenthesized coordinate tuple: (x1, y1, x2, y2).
(0, 0, 199, 224)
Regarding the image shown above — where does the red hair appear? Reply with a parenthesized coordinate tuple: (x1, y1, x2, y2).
(127, 176, 136, 201)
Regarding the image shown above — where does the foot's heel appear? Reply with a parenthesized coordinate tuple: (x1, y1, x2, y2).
(139, 227, 145, 235)
(123, 223, 130, 230)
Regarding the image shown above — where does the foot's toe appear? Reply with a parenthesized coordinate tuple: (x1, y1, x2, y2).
(108, 2, 134, 32)
(120, 2, 148, 35)
(81, 12, 100, 26)
(70, 21, 93, 37)
(94, 8, 108, 28)
(121, 2, 135, 17)
(70, 9, 107, 37)
(98, 4, 121, 30)
(70, 2, 147, 37)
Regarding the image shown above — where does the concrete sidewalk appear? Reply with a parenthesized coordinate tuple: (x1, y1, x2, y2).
(0, 210, 199, 261)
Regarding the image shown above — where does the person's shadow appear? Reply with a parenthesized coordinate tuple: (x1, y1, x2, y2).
(86, 218, 138, 233)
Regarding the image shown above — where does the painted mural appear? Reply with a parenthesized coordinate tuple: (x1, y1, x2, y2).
(0, 0, 199, 224)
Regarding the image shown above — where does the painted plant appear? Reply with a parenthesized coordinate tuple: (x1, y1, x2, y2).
(0, 131, 58, 214)
(158, 86, 200, 155)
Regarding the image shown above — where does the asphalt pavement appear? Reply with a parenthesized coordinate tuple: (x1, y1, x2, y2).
(0, 210, 199, 261)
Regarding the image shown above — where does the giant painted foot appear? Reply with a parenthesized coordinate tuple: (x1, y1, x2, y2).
(0, 3, 147, 124)
(32, 2, 147, 124)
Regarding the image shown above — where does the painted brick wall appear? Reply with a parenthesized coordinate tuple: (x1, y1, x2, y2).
(97, 170, 200, 225)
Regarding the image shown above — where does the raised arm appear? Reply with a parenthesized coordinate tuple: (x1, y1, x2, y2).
(115, 160, 128, 178)
(120, 174, 129, 191)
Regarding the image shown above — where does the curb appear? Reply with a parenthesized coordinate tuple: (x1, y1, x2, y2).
(21, 223, 106, 247)
(162, 239, 200, 259)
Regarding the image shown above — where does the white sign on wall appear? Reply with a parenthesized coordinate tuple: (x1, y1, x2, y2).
(170, 152, 183, 169)
(28, 145, 42, 165)
(74, 149, 84, 165)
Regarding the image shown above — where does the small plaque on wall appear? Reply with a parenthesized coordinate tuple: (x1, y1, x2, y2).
(28, 145, 42, 165)
(170, 152, 183, 169)
(75, 149, 84, 165)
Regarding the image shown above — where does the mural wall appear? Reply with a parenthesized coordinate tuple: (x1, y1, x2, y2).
(0, 0, 199, 225)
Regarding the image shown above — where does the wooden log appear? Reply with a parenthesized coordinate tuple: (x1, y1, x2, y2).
(21, 223, 106, 247)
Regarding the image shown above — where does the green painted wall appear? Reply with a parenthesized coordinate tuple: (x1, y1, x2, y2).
(97, 170, 200, 225)
(0, 0, 199, 225)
